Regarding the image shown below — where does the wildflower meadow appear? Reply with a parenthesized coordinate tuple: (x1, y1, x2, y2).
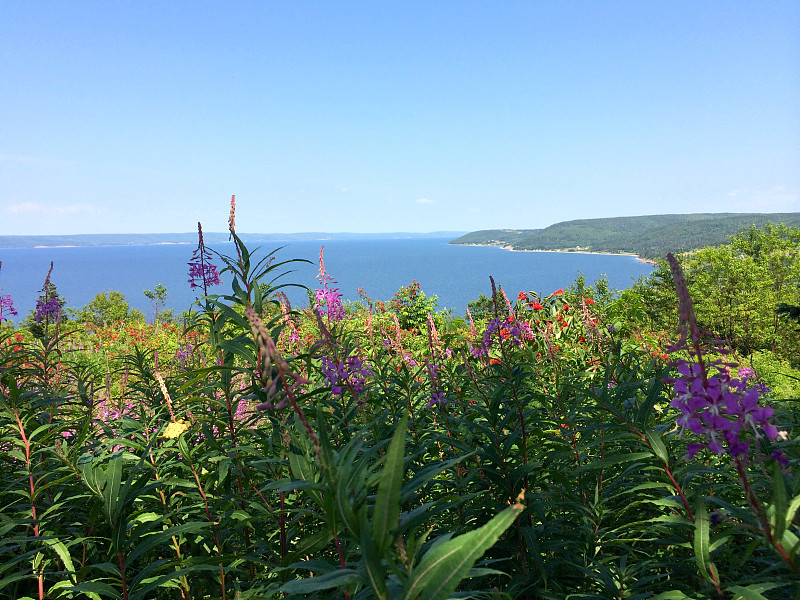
(1, 201, 798, 599)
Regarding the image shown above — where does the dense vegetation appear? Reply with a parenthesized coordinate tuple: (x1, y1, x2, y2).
(1, 207, 799, 599)
(450, 213, 800, 260)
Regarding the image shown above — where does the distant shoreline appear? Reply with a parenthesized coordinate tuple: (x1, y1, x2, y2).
(0, 232, 466, 250)
(452, 242, 656, 264)
(26, 242, 193, 249)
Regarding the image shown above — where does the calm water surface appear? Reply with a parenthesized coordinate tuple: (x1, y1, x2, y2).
(0, 238, 654, 320)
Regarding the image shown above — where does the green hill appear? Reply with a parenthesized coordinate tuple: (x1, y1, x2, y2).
(450, 213, 800, 260)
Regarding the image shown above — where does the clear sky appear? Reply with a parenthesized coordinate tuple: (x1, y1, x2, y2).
(2, 1, 798, 235)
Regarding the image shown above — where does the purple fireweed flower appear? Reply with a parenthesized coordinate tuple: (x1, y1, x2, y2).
(314, 247, 345, 322)
(188, 222, 222, 295)
(315, 287, 345, 321)
(34, 262, 62, 325)
(737, 366, 772, 397)
(737, 366, 756, 380)
(0, 295, 17, 322)
(466, 306, 477, 337)
(669, 359, 780, 461)
(477, 314, 532, 355)
(35, 297, 61, 324)
(277, 291, 301, 346)
(321, 353, 372, 396)
(427, 391, 446, 408)
(0, 261, 17, 323)
(176, 343, 194, 362)
(665, 253, 784, 464)
(188, 262, 222, 290)
(424, 361, 448, 408)
(401, 353, 417, 367)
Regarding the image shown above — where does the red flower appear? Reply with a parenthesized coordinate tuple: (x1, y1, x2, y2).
(517, 291, 528, 300)
(553, 288, 564, 295)
(584, 297, 595, 305)
(530, 301, 543, 311)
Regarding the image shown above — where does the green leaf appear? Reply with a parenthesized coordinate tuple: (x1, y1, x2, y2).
(727, 582, 787, 600)
(39, 537, 80, 588)
(103, 453, 123, 524)
(48, 580, 101, 600)
(279, 568, 362, 594)
(645, 428, 669, 465)
(373, 413, 408, 554)
(68, 581, 123, 599)
(693, 498, 716, 585)
(579, 451, 652, 471)
(769, 461, 789, 541)
(79, 454, 106, 496)
(783, 494, 800, 530)
(125, 521, 209, 566)
(280, 528, 336, 567)
(403, 499, 524, 600)
(361, 514, 389, 600)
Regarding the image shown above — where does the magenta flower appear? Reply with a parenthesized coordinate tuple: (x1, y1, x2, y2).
(314, 247, 345, 322)
(320, 353, 372, 396)
(188, 222, 222, 295)
(0, 295, 16, 323)
(0, 261, 16, 323)
(34, 262, 62, 325)
(665, 253, 783, 464)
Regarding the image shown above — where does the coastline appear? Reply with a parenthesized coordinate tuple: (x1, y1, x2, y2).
(22, 241, 193, 250)
(452, 242, 655, 264)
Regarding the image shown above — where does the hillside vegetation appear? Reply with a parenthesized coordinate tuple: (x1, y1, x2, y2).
(450, 212, 800, 259)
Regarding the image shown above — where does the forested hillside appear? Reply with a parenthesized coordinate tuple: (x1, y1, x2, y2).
(451, 212, 800, 259)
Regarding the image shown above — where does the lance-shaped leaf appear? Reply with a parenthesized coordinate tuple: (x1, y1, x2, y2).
(693, 498, 718, 586)
(373, 413, 408, 554)
(361, 513, 389, 600)
(403, 493, 524, 600)
(280, 568, 362, 594)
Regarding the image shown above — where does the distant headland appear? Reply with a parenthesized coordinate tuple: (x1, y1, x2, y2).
(449, 213, 800, 261)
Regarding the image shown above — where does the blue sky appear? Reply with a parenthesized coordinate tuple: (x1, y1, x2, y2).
(2, 1, 798, 235)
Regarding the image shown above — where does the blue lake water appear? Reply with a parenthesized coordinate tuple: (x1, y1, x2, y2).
(0, 238, 654, 321)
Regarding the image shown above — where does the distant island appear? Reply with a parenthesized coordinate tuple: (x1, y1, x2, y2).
(449, 213, 800, 261)
(0, 231, 467, 250)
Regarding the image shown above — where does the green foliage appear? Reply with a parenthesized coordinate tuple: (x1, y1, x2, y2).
(467, 288, 509, 322)
(71, 291, 145, 326)
(143, 283, 172, 325)
(748, 350, 800, 399)
(389, 281, 441, 331)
